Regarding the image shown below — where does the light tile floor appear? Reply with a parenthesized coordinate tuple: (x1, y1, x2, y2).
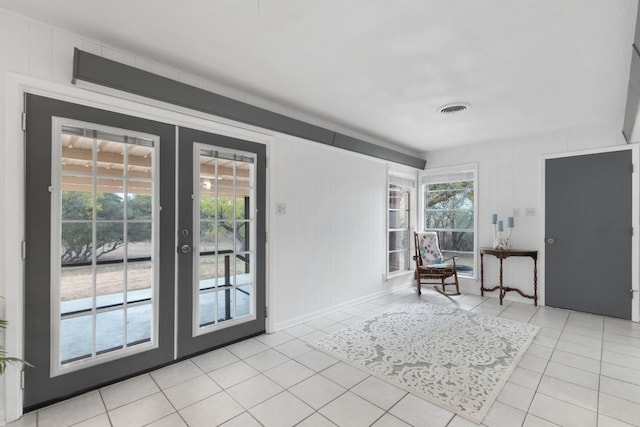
(10, 287, 640, 427)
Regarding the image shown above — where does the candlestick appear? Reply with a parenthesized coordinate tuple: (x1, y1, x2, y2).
(492, 214, 512, 250)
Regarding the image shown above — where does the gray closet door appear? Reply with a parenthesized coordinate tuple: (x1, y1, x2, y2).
(545, 150, 632, 319)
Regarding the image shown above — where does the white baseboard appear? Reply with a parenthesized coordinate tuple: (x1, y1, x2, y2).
(273, 282, 414, 331)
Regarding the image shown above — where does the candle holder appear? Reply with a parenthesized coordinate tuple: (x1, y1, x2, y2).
(492, 214, 513, 250)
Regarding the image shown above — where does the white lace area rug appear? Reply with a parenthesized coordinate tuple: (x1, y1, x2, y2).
(312, 302, 539, 423)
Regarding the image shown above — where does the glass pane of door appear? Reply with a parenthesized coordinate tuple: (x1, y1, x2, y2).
(53, 120, 158, 374)
(194, 146, 256, 334)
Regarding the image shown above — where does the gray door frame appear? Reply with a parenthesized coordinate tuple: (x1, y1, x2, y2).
(23, 94, 177, 410)
(541, 145, 640, 322)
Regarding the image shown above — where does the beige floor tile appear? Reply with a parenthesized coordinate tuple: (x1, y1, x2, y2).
(445, 415, 482, 427)
(179, 391, 244, 427)
(598, 414, 638, 427)
(600, 376, 640, 404)
(601, 361, 640, 386)
(537, 376, 598, 411)
(150, 359, 202, 389)
(290, 374, 346, 409)
(108, 392, 174, 427)
(100, 373, 159, 410)
(296, 413, 340, 426)
(483, 401, 526, 427)
(602, 349, 640, 368)
(529, 393, 596, 427)
(208, 360, 259, 388)
(220, 412, 262, 427)
(388, 394, 454, 427)
(6, 412, 37, 427)
(508, 367, 542, 390)
(554, 339, 602, 360)
(274, 338, 314, 358)
(497, 382, 535, 412)
(249, 391, 314, 427)
(295, 349, 340, 371)
(599, 393, 640, 426)
(70, 414, 111, 427)
(243, 348, 289, 372)
(320, 362, 368, 388)
(226, 338, 269, 359)
(145, 413, 188, 427)
(517, 354, 548, 373)
(191, 347, 239, 373)
(350, 376, 407, 410)
(550, 349, 600, 374)
(543, 361, 599, 390)
(522, 414, 560, 426)
(558, 331, 602, 349)
(163, 374, 222, 410)
(38, 391, 105, 427)
(603, 340, 640, 359)
(264, 359, 315, 388)
(319, 391, 385, 427)
(254, 331, 295, 347)
(226, 374, 283, 409)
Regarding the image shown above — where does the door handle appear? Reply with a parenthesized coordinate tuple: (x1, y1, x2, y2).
(546, 238, 555, 244)
(179, 244, 192, 254)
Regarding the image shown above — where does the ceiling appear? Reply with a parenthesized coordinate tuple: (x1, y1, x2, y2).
(1, 0, 637, 153)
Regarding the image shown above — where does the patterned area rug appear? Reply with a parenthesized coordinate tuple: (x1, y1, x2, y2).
(312, 302, 539, 423)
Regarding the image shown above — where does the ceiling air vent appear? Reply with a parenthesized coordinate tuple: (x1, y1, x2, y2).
(438, 103, 471, 115)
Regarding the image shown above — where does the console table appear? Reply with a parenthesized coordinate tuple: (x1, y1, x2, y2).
(480, 248, 538, 305)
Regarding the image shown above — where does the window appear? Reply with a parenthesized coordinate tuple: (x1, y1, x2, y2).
(422, 166, 477, 277)
(387, 173, 415, 276)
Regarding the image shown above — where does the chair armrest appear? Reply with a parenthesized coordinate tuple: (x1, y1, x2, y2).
(443, 255, 457, 268)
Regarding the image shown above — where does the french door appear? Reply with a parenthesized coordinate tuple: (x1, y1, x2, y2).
(176, 128, 265, 357)
(23, 94, 265, 410)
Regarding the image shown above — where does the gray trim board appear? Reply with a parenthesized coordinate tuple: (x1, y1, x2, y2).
(623, 45, 640, 142)
(72, 48, 426, 169)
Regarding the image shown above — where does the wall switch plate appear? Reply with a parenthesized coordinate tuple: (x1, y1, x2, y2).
(525, 208, 535, 216)
(513, 208, 520, 217)
(276, 203, 286, 215)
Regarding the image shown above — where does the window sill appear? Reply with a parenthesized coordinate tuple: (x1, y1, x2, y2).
(385, 270, 414, 281)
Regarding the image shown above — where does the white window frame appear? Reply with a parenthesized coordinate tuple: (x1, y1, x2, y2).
(50, 118, 160, 377)
(420, 163, 478, 279)
(386, 171, 416, 278)
(192, 143, 257, 337)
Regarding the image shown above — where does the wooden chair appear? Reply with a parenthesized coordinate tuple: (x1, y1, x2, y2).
(413, 231, 460, 296)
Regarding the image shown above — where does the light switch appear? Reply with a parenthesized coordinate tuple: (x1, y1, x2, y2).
(525, 208, 535, 216)
(276, 203, 286, 215)
(513, 208, 520, 217)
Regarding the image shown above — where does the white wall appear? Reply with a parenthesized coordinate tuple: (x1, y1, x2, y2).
(0, 7, 419, 421)
(423, 120, 628, 303)
(268, 135, 416, 329)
